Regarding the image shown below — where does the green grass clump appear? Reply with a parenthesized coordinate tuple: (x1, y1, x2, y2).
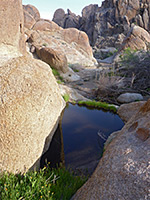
(52, 68, 64, 83)
(72, 69, 79, 72)
(52, 68, 60, 76)
(62, 94, 70, 102)
(57, 80, 62, 84)
(77, 101, 117, 113)
(0, 166, 86, 200)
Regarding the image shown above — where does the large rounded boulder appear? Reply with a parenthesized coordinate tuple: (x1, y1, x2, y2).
(0, 56, 65, 173)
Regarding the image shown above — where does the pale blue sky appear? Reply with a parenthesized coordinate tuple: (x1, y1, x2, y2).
(22, 0, 103, 19)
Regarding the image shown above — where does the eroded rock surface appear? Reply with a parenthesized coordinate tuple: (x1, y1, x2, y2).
(0, 56, 65, 173)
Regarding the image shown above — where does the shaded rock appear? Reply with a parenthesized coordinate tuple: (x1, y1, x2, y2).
(94, 47, 117, 59)
(117, 92, 143, 103)
(117, 101, 146, 122)
(143, 8, 149, 30)
(23, 4, 40, 30)
(0, 56, 65, 174)
(72, 99, 150, 200)
(23, 10, 36, 29)
(52, 8, 65, 27)
(23, 4, 40, 21)
(135, 14, 144, 28)
(53, 8, 80, 29)
(35, 46, 68, 73)
(0, 0, 25, 56)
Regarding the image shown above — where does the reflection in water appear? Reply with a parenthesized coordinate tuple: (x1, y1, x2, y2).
(40, 123, 65, 169)
(41, 104, 124, 174)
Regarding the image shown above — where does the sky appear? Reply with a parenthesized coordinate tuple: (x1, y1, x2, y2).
(22, 0, 103, 20)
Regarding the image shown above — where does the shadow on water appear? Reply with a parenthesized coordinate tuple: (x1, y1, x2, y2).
(40, 103, 124, 175)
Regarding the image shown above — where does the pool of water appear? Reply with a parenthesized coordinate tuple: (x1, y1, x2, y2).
(41, 103, 124, 174)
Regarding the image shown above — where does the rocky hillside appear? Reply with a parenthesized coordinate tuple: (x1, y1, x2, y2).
(53, 0, 150, 49)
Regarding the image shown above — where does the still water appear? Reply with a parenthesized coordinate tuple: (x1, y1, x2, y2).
(41, 103, 124, 174)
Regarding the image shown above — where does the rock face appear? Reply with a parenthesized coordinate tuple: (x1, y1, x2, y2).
(72, 99, 150, 200)
(23, 4, 40, 29)
(0, 0, 26, 56)
(0, 1, 65, 173)
(53, 0, 150, 49)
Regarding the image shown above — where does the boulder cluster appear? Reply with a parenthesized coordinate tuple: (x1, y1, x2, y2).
(23, 4, 96, 71)
(53, 0, 150, 50)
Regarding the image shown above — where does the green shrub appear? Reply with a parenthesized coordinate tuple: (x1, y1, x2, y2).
(77, 101, 117, 113)
(63, 94, 70, 102)
(52, 68, 60, 76)
(0, 166, 86, 200)
(72, 69, 79, 72)
(57, 80, 62, 84)
(120, 47, 138, 64)
(52, 68, 64, 83)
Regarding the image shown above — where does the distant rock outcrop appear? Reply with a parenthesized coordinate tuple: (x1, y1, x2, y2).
(53, 8, 80, 29)
(72, 99, 150, 200)
(0, 0, 65, 173)
(53, 0, 150, 49)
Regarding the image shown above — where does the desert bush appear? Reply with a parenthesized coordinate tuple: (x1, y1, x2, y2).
(119, 47, 139, 65)
(118, 50, 150, 93)
(98, 71, 124, 90)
